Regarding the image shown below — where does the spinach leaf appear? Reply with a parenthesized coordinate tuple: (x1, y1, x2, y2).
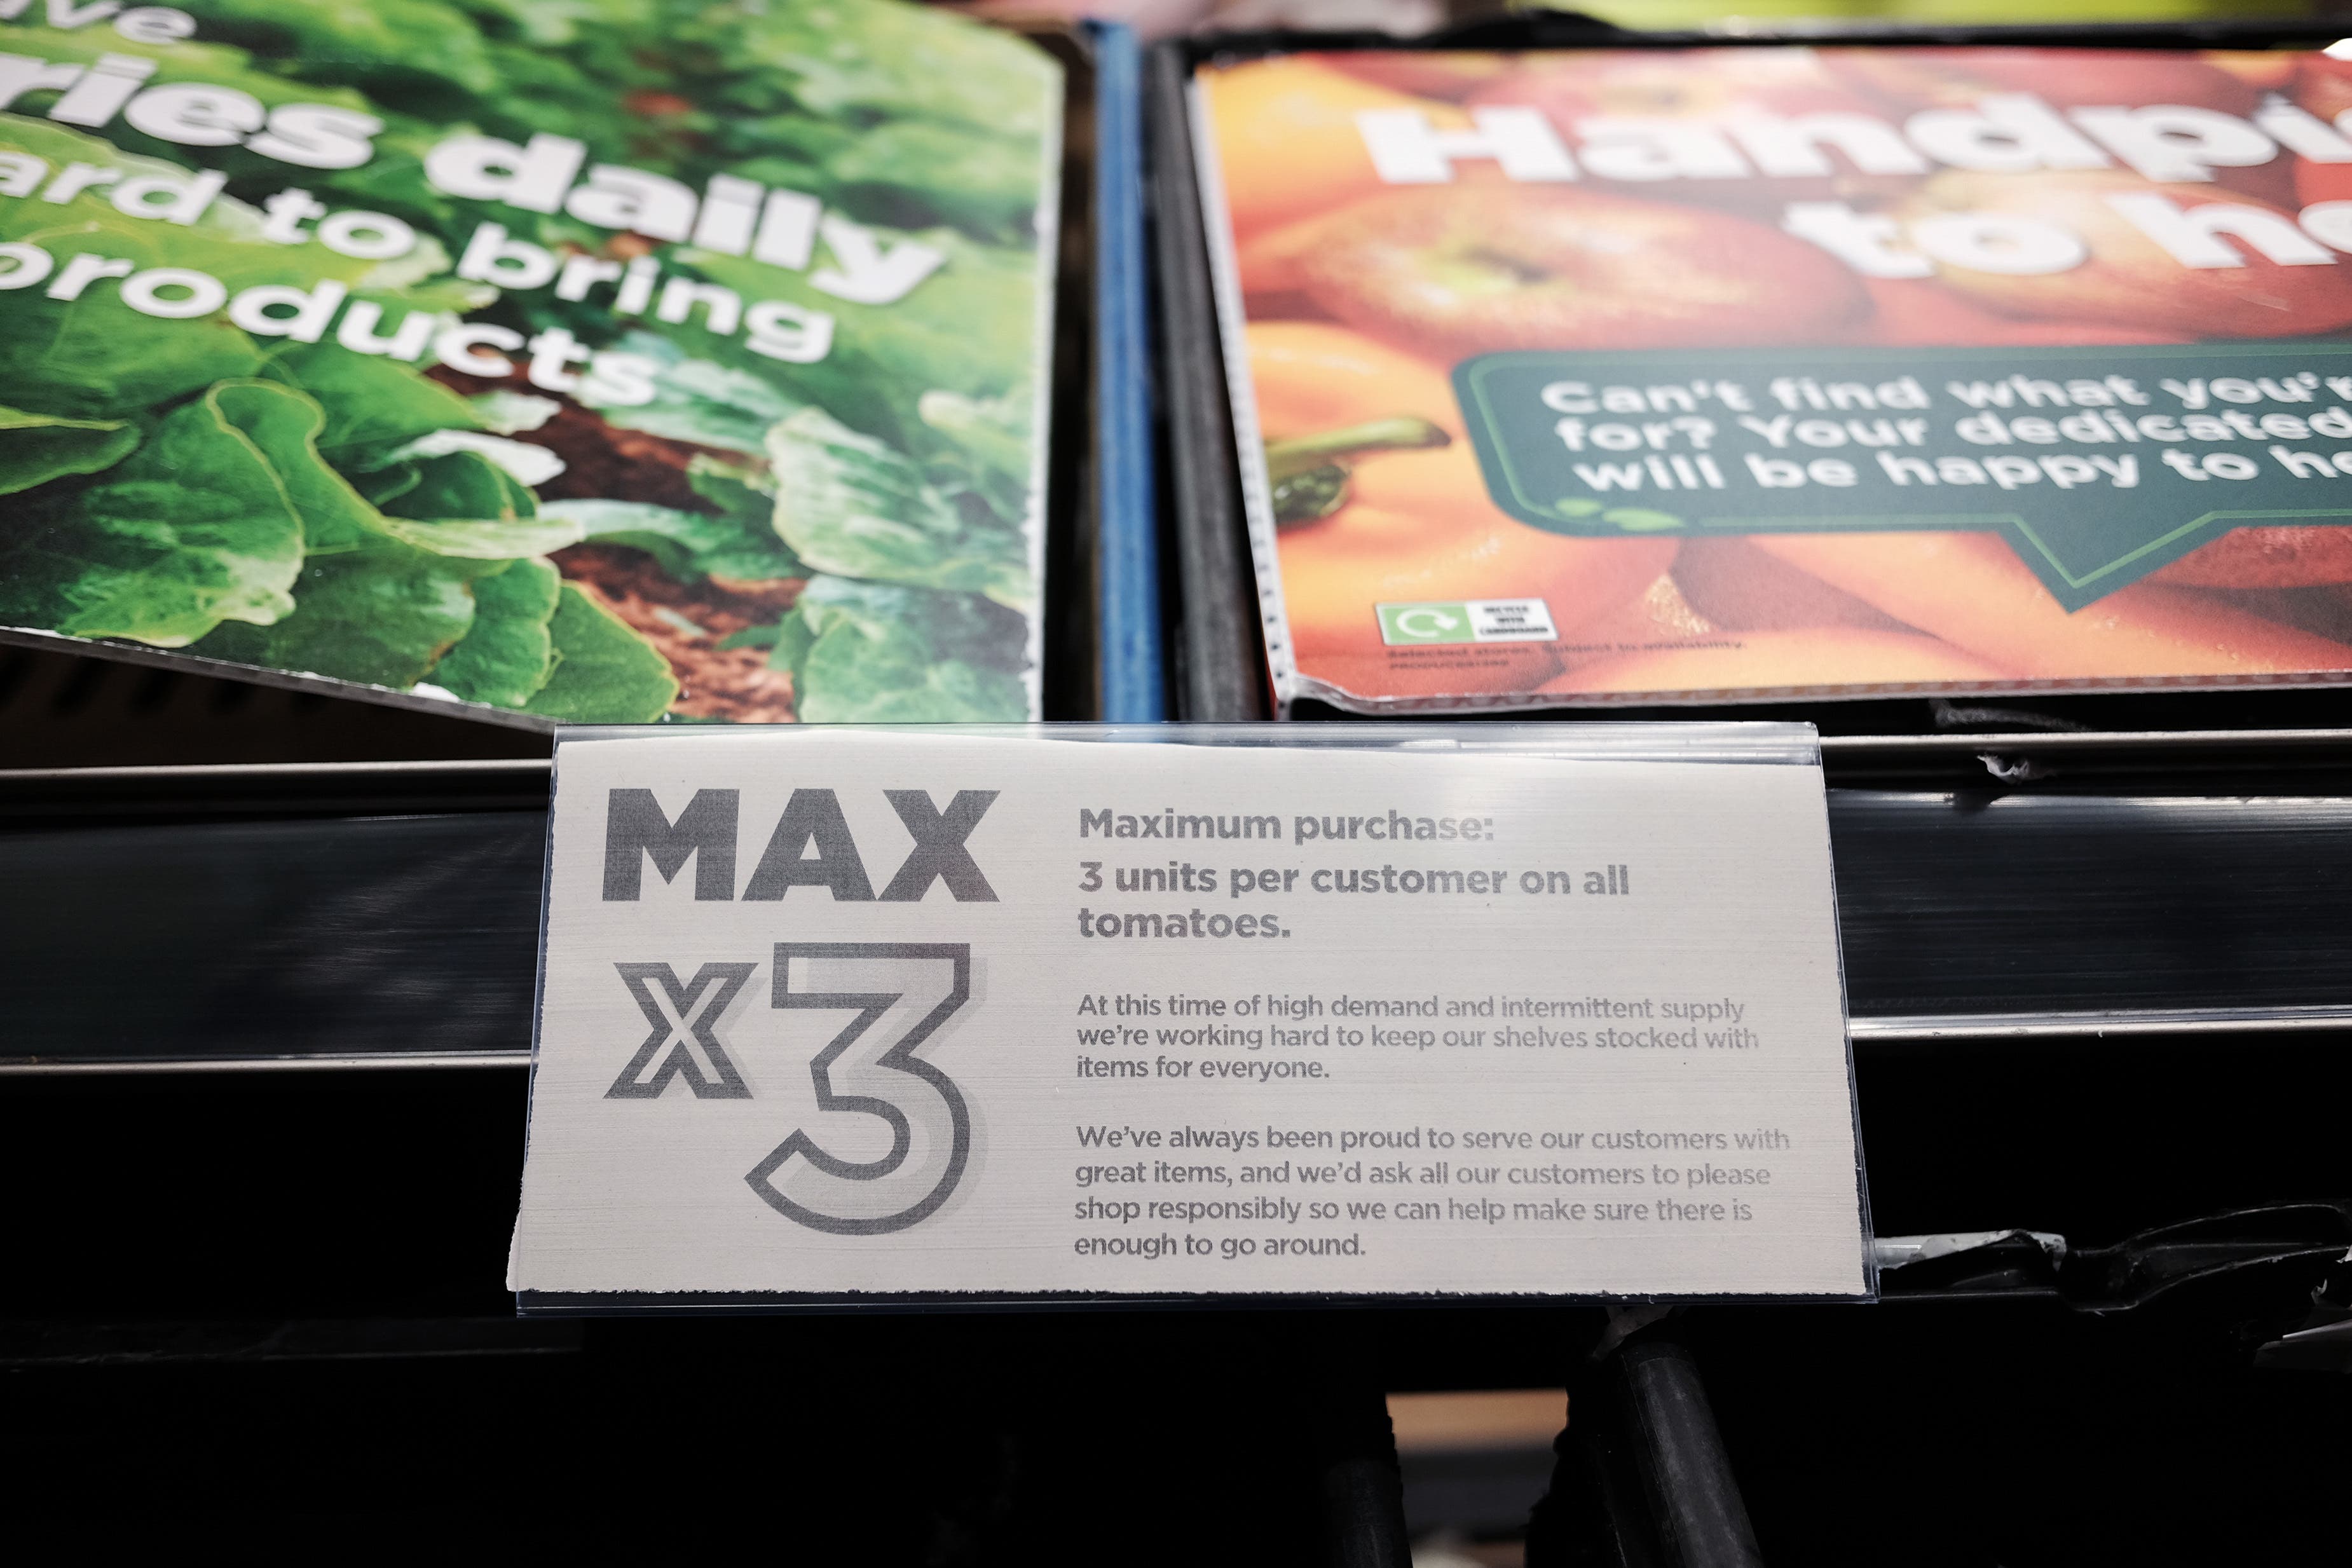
(680, 229, 1037, 456)
(825, 118, 1050, 238)
(194, 540, 489, 689)
(373, 513, 586, 559)
(0, 406, 139, 496)
(353, 464, 425, 511)
(467, 392, 560, 435)
(173, 0, 504, 96)
(379, 449, 528, 524)
(772, 575, 1026, 723)
(0, 383, 310, 645)
(730, 0, 1056, 226)
(522, 583, 679, 722)
(542, 498, 802, 583)
(0, 116, 439, 420)
(0, 246, 262, 425)
(765, 408, 1027, 607)
(585, 332, 797, 457)
(207, 381, 385, 556)
(365, 448, 581, 556)
(919, 388, 1034, 522)
(688, 456, 779, 528)
(261, 344, 486, 458)
(738, 0, 1053, 132)
(381, 430, 566, 487)
(449, 0, 602, 48)
(432, 556, 561, 706)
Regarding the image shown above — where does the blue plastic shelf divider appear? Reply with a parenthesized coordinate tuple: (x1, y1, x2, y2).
(1090, 22, 1165, 722)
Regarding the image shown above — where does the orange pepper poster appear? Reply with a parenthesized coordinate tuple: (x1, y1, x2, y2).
(1193, 44, 2352, 709)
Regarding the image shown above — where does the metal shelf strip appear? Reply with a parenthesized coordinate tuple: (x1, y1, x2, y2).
(7, 721, 2352, 810)
(6, 784, 2352, 1071)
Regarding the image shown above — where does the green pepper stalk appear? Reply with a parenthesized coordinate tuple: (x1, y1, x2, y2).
(1265, 416, 1451, 527)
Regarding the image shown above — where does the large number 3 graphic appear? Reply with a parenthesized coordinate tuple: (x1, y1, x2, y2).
(746, 943, 974, 1236)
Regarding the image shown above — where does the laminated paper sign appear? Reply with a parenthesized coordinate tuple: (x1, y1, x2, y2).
(1193, 44, 2352, 711)
(509, 726, 1871, 1304)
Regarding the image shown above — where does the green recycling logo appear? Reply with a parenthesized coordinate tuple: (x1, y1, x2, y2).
(1376, 599, 1559, 646)
(1377, 603, 1476, 644)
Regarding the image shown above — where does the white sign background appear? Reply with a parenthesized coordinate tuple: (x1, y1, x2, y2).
(510, 729, 1868, 1300)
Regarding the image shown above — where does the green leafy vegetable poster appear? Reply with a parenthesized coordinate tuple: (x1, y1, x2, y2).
(0, 0, 1060, 723)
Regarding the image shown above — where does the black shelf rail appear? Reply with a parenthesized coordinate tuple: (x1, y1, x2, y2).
(4, 760, 2351, 1070)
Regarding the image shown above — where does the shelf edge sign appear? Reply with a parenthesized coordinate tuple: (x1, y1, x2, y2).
(508, 724, 1871, 1308)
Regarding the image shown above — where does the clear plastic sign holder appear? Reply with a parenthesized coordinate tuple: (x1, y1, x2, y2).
(511, 722, 1872, 1314)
